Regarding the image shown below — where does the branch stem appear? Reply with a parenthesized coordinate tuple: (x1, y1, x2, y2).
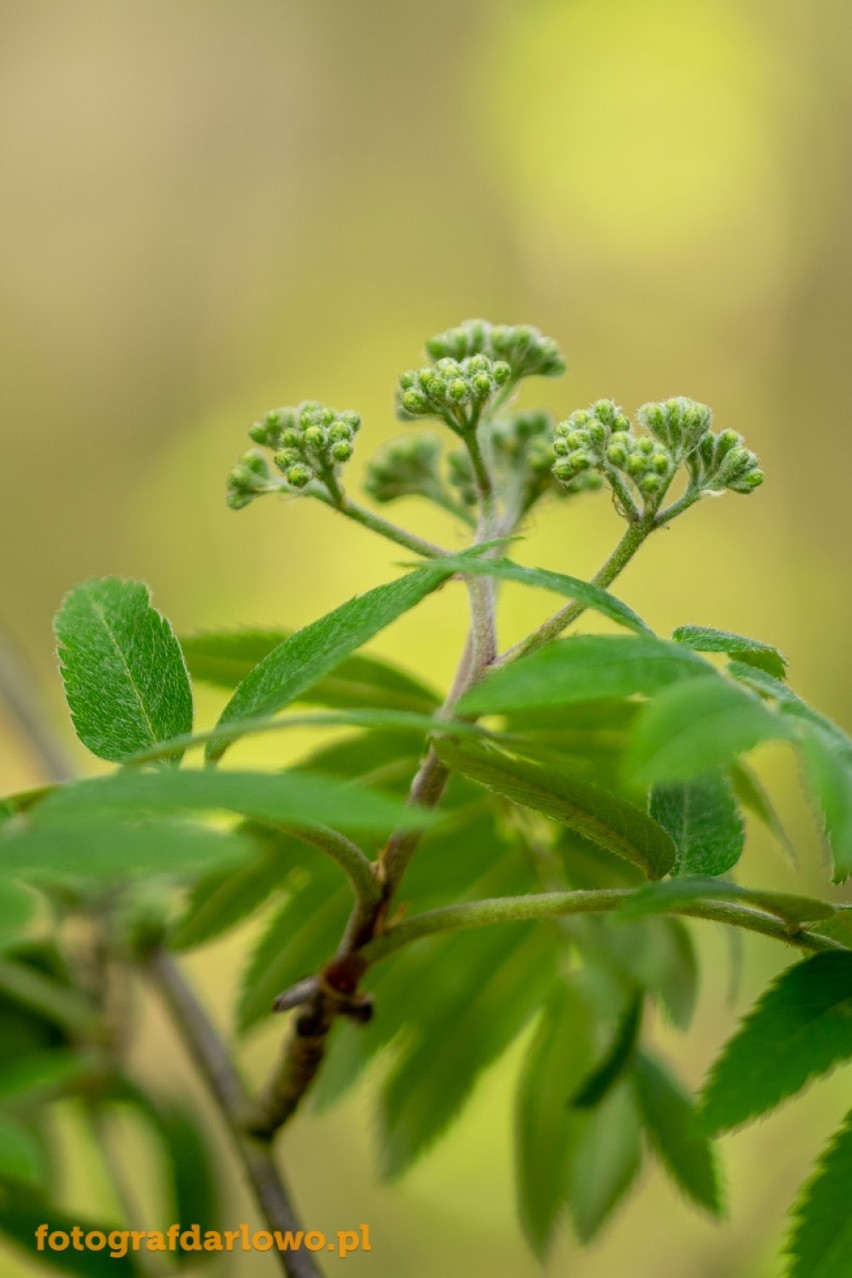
(147, 949, 322, 1278)
(360, 890, 844, 964)
(505, 517, 653, 661)
(317, 492, 449, 559)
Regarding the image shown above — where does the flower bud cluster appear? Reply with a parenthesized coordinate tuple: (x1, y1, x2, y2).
(491, 410, 600, 512)
(397, 355, 512, 433)
(363, 434, 443, 504)
(553, 400, 673, 513)
(226, 450, 278, 510)
(552, 397, 763, 520)
(227, 401, 361, 508)
(691, 429, 764, 493)
(425, 318, 566, 382)
(638, 397, 712, 459)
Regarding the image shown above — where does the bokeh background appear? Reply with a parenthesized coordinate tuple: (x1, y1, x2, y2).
(1, 1, 851, 1274)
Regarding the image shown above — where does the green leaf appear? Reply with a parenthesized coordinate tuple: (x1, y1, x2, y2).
(701, 952, 852, 1134)
(127, 707, 484, 767)
(170, 830, 296, 951)
(788, 1107, 852, 1278)
(0, 819, 251, 882)
(649, 773, 744, 876)
(627, 675, 795, 785)
(0, 1049, 87, 1102)
(567, 1080, 643, 1241)
(54, 577, 192, 764)
(426, 556, 652, 635)
(435, 739, 675, 879)
(34, 767, 437, 837)
(0, 1190, 138, 1275)
(633, 1051, 722, 1215)
(460, 634, 711, 716)
(182, 628, 439, 710)
(798, 725, 852, 882)
(206, 565, 450, 760)
(673, 624, 787, 680)
(380, 925, 558, 1178)
(619, 877, 836, 929)
(730, 761, 797, 865)
(571, 995, 643, 1109)
(598, 916, 699, 1030)
(0, 880, 37, 949)
(515, 979, 596, 1258)
(237, 877, 350, 1033)
(728, 663, 852, 755)
(0, 1115, 45, 1186)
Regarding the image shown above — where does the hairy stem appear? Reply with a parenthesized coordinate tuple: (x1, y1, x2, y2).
(147, 950, 322, 1278)
(286, 824, 380, 908)
(360, 890, 844, 963)
(504, 516, 653, 661)
(317, 492, 449, 558)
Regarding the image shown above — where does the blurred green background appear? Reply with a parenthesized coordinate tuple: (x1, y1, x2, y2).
(1, 0, 851, 1274)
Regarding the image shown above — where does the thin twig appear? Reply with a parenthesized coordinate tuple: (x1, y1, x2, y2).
(0, 626, 74, 781)
(147, 950, 322, 1278)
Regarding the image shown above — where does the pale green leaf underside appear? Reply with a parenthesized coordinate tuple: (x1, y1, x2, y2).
(460, 634, 711, 716)
(627, 675, 795, 784)
(206, 565, 451, 760)
(633, 1051, 722, 1215)
(54, 577, 193, 763)
(515, 980, 596, 1257)
(788, 1106, 852, 1278)
(798, 724, 852, 882)
(701, 952, 852, 1134)
(435, 738, 675, 879)
(673, 624, 787, 680)
(0, 819, 252, 881)
(32, 768, 438, 836)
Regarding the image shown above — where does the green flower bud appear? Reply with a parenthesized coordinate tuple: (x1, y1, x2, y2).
(328, 422, 353, 443)
(286, 463, 312, 488)
(403, 388, 428, 414)
(593, 400, 618, 427)
(330, 440, 353, 462)
(607, 442, 629, 465)
(282, 428, 300, 448)
(625, 453, 648, 477)
(448, 378, 469, 402)
(492, 360, 512, 385)
(303, 425, 326, 448)
(472, 373, 493, 397)
(639, 473, 663, 495)
(340, 410, 361, 433)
